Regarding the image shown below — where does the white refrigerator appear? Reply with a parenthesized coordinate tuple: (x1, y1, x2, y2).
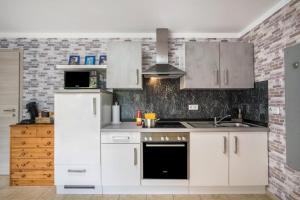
(54, 90, 112, 194)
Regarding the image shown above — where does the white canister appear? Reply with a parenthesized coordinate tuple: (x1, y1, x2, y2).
(112, 102, 121, 124)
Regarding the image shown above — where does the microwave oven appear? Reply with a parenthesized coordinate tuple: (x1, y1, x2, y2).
(64, 71, 97, 89)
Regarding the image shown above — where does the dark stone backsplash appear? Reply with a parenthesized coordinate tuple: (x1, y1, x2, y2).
(113, 79, 268, 123)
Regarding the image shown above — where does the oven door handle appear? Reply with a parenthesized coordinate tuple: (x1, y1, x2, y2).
(145, 144, 186, 147)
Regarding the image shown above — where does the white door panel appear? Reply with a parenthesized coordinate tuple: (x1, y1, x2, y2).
(55, 93, 101, 165)
(229, 132, 268, 186)
(101, 144, 140, 186)
(0, 50, 20, 175)
(190, 132, 229, 186)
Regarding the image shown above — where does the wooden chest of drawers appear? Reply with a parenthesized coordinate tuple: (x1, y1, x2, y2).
(10, 124, 54, 186)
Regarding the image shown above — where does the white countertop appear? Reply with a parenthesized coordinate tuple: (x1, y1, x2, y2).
(102, 122, 269, 132)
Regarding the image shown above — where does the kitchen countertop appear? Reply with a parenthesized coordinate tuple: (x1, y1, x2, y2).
(102, 122, 269, 132)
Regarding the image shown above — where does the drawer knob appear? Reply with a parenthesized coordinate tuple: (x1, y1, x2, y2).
(21, 152, 26, 156)
(21, 141, 26, 145)
(21, 131, 26, 134)
(47, 174, 51, 178)
(47, 130, 51, 134)
(21, 164, 26, 167)
(21, 174, 26, 178)
(46, 142, 51, 145)
(47, 162, 52, 167)
(47, 152, 51, 156)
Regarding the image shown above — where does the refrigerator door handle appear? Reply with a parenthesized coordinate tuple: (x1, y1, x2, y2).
(93, 97, 96, 115)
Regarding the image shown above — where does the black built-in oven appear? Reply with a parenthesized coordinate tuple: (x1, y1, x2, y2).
(142, 132, 188, 179)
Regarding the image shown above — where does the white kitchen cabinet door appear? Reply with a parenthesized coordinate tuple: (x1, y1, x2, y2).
(190, 132, 229, 186)
(101, 144, 140, 186)
(54, 93, 101, 165)
(229, 132, 268, 186)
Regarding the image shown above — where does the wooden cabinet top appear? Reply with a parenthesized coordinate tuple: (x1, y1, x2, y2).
(10, 124, 54, 127)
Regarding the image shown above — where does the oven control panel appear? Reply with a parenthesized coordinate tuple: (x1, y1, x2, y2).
(141, 132, 189, 142)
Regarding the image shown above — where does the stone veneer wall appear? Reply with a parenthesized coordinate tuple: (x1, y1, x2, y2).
(0, 37, 235, 118)
(241, 0, 300, 199)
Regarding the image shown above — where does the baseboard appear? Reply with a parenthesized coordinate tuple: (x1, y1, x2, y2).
(189, 186, 266, 194)
(56, 185, 102, 194)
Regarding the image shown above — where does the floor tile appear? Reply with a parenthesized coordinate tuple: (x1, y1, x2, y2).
(174, 194, 200, 200)
(147, 194, 174, 200)
(120, 195, 147, 200)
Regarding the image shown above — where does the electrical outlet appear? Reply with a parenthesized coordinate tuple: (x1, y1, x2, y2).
(269, 106, 280, 115)
(189, 104, 198, 111)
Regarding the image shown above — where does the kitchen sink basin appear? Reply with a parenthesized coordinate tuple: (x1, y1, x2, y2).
(216, 122, 251, 128)
(187, 121, 258, 128)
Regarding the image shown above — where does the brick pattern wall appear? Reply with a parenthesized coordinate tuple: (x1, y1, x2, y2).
(241, 0, 300, 199)
(0, 37, 234, 118)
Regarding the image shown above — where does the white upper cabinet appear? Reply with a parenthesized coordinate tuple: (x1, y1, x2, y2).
(220, 42, 254, 88)
(180, 42, 220, 89)
(181, 42, 254, 89)
(190, 132, 229, 186)
(107, 42, 142, 89)
(229, 132, 268, 186)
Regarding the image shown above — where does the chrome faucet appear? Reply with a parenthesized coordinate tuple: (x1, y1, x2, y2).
(214, 115, 231, 126)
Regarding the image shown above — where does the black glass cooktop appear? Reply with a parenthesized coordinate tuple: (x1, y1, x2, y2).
(143, 121, 186, 128)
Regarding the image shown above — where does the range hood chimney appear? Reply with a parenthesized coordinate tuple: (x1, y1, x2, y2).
(142, 28, 185, 79)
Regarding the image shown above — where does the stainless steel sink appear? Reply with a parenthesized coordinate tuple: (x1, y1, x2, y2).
(187, 121, 257, 128)
(216, 122, 250, 128)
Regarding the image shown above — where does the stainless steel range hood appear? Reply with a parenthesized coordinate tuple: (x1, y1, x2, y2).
(142, 28, 185, 79)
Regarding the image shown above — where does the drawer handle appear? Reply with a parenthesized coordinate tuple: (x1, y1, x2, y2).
(21, 141, 26, 145)
(68, 169, 86, 173)
(21, 174, 26, 178)
(47, 174, 51, 178)
(47, 130, 51, 134)
(21, 131, 26, 134)
(21, 152, 26, 156)
(47, 152, 51, 156)
(46, 142, 51, 145)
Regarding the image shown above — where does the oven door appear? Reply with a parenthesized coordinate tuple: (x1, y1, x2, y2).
(143, 142, 188, 179)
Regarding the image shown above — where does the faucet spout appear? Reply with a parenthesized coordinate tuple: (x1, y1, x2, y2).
(214, 115, 232, 126)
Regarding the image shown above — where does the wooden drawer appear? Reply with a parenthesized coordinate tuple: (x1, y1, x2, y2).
(11, 138, 54, 149)
(37, 126, 54, 138)
(11, 179, 54, 186)
(11, 170, 53, 179)
(11, 127, 37, 138)
(11, 148, 53, 159)
(11, 159, 53, 170)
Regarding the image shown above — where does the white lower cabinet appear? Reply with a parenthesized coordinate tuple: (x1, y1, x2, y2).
(190, 132, 268, 187)
(55, 165, 101, 186)
(190, 132, 229, 186)
(101, 144, 140, 186)
(229, 132, 268, 186)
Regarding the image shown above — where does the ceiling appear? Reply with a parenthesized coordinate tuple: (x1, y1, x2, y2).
(0, 0, 289, 38)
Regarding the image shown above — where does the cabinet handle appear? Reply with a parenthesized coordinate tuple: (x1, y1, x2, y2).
(136, 69, 139, 85)
(93, 97, 96, 115)
(3, 108, 16, 112)
(215, 69, 219, 85)
(68, 169, 86, 173)
(134, 148, 138, 166)
(225, 69, 229, 85)
(223, 136, 227, 154)
(234, 136, 238, 154)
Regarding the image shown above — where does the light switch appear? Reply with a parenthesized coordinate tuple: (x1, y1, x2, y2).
(269, 106, 280, 115)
